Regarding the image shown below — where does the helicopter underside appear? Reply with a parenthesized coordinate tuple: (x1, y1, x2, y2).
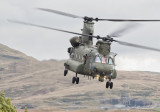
(64, 59, 116, 89)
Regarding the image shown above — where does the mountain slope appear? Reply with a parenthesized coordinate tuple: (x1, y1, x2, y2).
(0, 43, 159, 111)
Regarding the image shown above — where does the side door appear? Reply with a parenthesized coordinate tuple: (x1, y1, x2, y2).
(83, 51, 93, 75)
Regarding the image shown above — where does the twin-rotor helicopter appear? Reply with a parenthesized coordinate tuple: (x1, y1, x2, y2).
(9, 8, 160, 89)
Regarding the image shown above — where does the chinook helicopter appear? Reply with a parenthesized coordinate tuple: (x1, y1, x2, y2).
(9, 8, 160, 89)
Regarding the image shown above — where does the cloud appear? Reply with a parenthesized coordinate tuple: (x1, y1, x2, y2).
(116, 54, 160, 72)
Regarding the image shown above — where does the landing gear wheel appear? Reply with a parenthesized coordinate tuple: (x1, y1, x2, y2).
(76, 77, 79, 84)
(106, 82, 110, 88)
(64, 70, 68, 76)
(110, 82, 113, 89)
(72, 77, 76, 84)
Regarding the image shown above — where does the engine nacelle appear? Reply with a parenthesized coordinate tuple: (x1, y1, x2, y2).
(70, 36, 82, 47)
(96, 41, 111, 56)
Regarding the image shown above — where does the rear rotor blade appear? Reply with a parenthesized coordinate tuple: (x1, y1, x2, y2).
(114, 40, 160, 52)
(37, 8, 83, 19)
(8, 20, 99, 38)
(38, 8, 160, 22)
(8, 20, 160, 52)
(99, 19, 160, 22)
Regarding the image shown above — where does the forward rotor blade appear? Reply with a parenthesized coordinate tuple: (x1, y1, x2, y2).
(8, 20, 98, 38)
(109, 23, 140, 37)
(115, 40, 160, 52)
(9, 20, 160, 52)
(99, 19, 160, 22)
(37, 8, 83, 19)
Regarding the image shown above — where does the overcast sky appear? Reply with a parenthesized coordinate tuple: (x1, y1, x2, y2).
(1, 0, 160, 72)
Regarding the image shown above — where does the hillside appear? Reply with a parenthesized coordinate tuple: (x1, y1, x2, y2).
(0, 43, 159, 112)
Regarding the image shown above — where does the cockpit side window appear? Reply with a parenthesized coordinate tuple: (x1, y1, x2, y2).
(108, 58, 113, 65)
(95, 56, 101, 63)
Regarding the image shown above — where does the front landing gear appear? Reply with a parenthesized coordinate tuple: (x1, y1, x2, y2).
(106, 79, 113, 89)
(72, 73, 79, 84)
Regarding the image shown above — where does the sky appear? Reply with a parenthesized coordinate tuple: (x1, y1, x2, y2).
(1, 0, 160, 72)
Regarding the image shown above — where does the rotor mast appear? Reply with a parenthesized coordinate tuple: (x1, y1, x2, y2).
(82, 21, 94, 45)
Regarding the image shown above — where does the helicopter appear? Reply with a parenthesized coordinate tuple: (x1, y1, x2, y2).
(9, 8, 160, 89)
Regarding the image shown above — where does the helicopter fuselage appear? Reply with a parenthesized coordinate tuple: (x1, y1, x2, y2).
(64, 45, 117, 82)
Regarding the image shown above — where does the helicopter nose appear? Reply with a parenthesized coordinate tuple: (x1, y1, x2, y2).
(93, 63, 114, 74)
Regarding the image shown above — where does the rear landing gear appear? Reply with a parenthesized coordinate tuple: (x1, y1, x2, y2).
(72, 73, 79, 84)
(64, 70, 68, 76)
(106, 79, 113, 89)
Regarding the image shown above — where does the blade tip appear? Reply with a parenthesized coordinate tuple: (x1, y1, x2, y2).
(37, 8, 44, 10)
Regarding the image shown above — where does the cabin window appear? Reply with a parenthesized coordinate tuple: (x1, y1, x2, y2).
(79, 55, 81, 60)
(78, 54, 80, 60)
(108, 58, 113, 65)
(70, 53, 74, 58)
(95, 56, 101, 63)
(75, 54, 77, 59)
(77, 54, 79, 59)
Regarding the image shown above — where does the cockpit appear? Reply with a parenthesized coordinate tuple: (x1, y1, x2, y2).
(95, 56, 114, 65)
